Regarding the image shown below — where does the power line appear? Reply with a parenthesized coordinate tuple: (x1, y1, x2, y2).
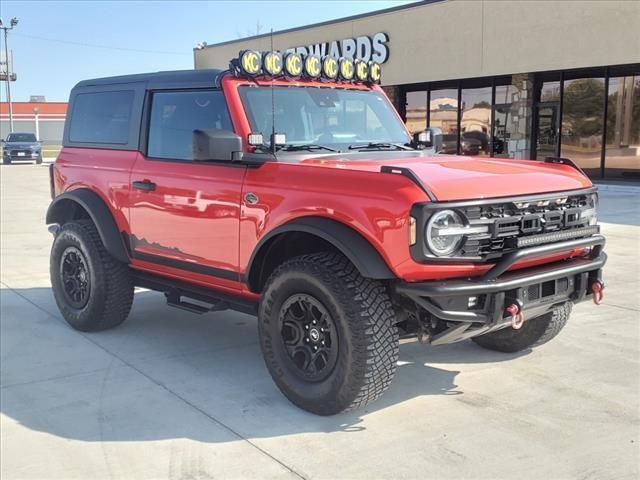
(13, 32, 186, 55)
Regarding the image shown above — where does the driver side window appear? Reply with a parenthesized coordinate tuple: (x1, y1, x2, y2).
(147, 90, 232, 161)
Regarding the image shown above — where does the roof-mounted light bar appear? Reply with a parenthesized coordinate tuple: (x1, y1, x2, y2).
(232, 50, 381, 84)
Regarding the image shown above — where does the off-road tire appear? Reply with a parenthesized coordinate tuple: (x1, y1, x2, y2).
(472, 302, 572, 353)
(50, 219, 134, 332)
(258, 252, 399, 415)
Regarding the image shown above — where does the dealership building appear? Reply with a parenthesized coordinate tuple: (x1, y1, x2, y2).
(0, 100, 67, 147)
(195, 0, 640, 181)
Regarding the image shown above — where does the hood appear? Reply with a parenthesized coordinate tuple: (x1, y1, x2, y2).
(298, 152, 592, 201)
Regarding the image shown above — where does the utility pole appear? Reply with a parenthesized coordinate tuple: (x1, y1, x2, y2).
(33, 105, 40, 140)
(0, 17, 18, 134)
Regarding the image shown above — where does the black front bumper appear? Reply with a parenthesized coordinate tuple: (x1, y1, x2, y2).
(394, 235, 606, 326)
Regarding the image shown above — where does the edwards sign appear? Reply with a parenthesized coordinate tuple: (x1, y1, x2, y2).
(286, 33, 390, 64)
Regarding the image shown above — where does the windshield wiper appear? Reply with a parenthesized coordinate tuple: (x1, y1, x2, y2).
(279, 144, 339, 152)
(348, 142, 412, 151)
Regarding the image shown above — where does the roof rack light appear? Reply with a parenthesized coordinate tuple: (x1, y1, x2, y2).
(231, 50, 380, 84)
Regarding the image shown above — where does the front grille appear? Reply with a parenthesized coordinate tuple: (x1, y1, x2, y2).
(459, 191, 597, 259)
(9, 149, 33, 156)
(526, 284, 540, 301)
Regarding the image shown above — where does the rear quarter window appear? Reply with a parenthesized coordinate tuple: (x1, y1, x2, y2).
(69, 90, 134, 144)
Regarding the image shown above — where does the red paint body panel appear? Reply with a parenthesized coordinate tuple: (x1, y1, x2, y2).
(294, 156, 592, 201)
(54, 147, 136, 234)
(52, 76, 596, 299)
(127, 153, 246, 290)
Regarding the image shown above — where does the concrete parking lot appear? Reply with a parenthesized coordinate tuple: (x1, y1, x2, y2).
(1, 164, 639, 480)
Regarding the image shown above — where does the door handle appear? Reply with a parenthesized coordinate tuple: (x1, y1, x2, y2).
(132, 180, 156, 191)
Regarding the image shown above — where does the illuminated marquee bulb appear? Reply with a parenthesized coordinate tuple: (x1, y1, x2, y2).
(263, 51, 283, 76)
(355, 59, 369, 82)
(304, 54, 321, 78)
(339, 58, 354, 81)
(369, 62, 381, 84)
(284, 52, 303, 77)
(322, 56, 338, 80)
(240, 50, 262, 76)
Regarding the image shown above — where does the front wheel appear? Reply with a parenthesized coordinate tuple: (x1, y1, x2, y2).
(258, 252, 399, 415)
(472, 303, 571, 353)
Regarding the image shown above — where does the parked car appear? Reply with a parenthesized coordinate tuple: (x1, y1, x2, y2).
(2, 132, 42, 164)
(441, 133, 482, 155)
(46, 52, 605, 415)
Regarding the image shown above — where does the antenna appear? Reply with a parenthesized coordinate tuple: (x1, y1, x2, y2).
(270, 28, 277, 156)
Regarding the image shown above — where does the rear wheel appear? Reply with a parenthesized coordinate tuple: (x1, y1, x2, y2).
(50, 220, 134, 332)
(472, 303, 571, 353)
(258, 252, 399, 415)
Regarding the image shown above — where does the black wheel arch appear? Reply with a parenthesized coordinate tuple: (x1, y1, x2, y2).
(246, 216, 396, 293)
(46, 189, 130, 264)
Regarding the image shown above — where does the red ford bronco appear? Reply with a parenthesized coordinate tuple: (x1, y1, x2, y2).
(47, 51, 606, 415)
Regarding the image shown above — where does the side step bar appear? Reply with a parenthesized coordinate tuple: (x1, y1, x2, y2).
(131, 269, 258, 316)
(165, 291, 228, 315)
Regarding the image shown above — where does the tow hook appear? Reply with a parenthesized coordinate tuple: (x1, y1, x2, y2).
(591, 280, 604, 305)
(506, 303, 525, 330)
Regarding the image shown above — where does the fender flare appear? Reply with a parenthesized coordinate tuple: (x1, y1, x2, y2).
(46, 189, 130, 264)
(246, 216, 396, 289)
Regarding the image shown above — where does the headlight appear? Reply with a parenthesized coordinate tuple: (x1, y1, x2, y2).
(426, 209, 465, 256)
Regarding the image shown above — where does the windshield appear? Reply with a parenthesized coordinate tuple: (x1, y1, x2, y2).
(6, 133, 37, 142)
(239, 86, 411, 152)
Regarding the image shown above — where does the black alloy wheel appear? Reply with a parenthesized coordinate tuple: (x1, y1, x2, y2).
(60, 246, 91, 309)
(279, 294, 339, 382)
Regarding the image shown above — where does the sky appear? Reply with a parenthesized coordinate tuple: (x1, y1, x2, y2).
(1, 0, 414, 102)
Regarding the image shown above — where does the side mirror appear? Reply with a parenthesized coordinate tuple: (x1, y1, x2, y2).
(413, 127, 443, 153)
(193, 129, 243, 162)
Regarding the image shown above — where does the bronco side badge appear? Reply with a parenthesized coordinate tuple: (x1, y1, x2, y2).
(245, 192, 259, 204)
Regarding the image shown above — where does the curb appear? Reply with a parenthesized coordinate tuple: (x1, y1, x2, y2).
(594, 182, 640, 194)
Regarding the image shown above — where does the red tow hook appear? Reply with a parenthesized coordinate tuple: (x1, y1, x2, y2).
(506, 303, 525, 330)
(591, 280, 604, 305)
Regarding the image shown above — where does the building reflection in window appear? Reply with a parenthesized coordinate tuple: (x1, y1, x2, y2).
(536, 80, 561, 160)
(561, 78, 605, 177)
(494, 77, 533, 159)
(605, 75, 640, 179)
(540, 81, 561, 102)
(405, 91, 427, 134)
(461, 87, 492, 156)
(429, 89, 458, 154)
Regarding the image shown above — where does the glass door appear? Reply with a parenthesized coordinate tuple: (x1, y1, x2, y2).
(535, 103, 560, 159)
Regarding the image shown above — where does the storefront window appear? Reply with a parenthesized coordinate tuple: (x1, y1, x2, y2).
(429, 88, 458, 154)
(493, 76, 533, 159)
(540, 81, 561, 102)
(605, 75, 640, 179)
(461, 87, 492, 156)
(405, 91, 427, 134)
(560, 78, 605, 177)
(535, 80, 561, 159)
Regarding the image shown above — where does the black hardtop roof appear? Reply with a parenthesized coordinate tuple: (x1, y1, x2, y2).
(73, 69, 224, 90)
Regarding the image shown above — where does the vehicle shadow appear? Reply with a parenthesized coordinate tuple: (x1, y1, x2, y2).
(1, 287, 528, 444)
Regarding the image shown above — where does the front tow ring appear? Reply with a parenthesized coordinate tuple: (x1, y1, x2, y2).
(591, 280, 604, 305)
(506, 303, 525, 329)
